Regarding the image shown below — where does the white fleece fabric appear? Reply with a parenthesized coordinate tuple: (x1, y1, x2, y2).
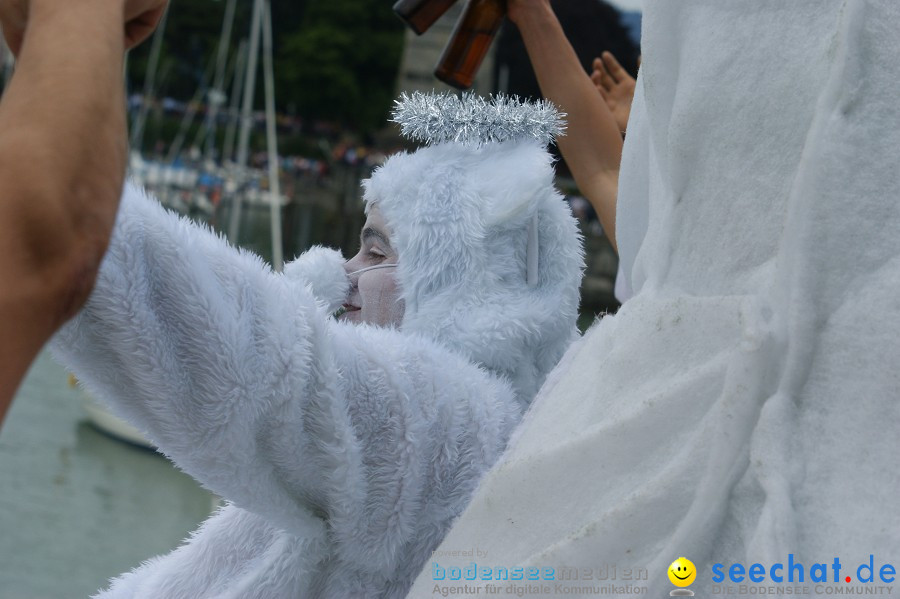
(409, 1, 900, 597)
(52, 134, 582, 598)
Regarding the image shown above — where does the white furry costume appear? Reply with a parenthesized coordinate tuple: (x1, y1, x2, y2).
(51, 94, 583, 598)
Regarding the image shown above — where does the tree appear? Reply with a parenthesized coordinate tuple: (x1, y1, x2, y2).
(127, 0, 308, 105)
(277, 0, 405, 133)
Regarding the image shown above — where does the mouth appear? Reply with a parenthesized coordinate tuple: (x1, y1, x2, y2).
(337, 303, 361, 320)
(672, 572, 691, 580)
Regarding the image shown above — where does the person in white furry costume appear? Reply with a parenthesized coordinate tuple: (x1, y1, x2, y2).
(50, 92, 583, 598)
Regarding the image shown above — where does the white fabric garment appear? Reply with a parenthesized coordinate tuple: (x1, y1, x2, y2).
(409, 1, 900, 597)
(52, 136, 583, 598)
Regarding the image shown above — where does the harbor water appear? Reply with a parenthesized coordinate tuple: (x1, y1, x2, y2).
(0, 352, 214, 598)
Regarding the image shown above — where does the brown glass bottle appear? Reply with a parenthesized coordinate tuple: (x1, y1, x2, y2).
(434, 0, 506, 90)
(393, 0, 460, 35)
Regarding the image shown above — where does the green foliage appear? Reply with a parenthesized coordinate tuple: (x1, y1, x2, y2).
(128, 0, 242, 100)
(277, 0, 405, 133)
(127, 0, 404, 149)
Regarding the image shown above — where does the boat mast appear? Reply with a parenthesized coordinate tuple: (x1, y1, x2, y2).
(262, 0, 284, 271)
(227, 0, 264, 243)
(222, 40, 248, 164)
(226, 0, 283, 272)
(203, 0, 237, 162)
(130, 6, 169, 153)
(166, 54, 216, 164)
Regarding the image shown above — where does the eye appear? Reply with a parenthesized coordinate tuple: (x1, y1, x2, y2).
(368, 248, 386, 259)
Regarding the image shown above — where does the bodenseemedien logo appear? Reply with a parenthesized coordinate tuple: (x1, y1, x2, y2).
(668, 557, 696, 596)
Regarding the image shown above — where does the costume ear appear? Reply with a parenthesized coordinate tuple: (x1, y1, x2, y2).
(367, 145, 488, 315)
(477, 142, 554, 227)
(283, 246, 349, 313)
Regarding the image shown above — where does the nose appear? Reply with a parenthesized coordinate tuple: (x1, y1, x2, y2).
(344, 251, 365, 278)
(344, 266, 360, 295)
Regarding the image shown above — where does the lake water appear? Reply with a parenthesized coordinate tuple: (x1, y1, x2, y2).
(0, 353, 214, 598)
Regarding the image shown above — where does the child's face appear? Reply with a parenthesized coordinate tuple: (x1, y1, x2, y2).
(340, 205, 404, 327)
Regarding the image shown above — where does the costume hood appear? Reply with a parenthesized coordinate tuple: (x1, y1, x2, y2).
(363, 93, 584, 404)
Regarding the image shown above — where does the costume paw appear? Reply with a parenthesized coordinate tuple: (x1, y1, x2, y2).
(284, 247, 349, 312)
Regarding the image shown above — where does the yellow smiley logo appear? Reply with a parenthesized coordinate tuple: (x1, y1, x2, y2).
(668, 557, 697, 587)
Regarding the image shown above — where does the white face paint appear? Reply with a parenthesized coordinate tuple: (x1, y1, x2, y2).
(339, 204, 405, 327)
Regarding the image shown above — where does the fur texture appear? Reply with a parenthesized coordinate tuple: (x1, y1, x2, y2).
(283, 245, 348, 313)
(52, 133, 582, 598)
(368, 138, 584, 403)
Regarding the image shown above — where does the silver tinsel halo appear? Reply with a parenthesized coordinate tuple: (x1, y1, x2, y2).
(390, 91, 566, 148)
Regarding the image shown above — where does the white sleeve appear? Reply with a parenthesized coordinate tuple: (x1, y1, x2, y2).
(52, 185, 520, 553)
(52, 185, 349, 534)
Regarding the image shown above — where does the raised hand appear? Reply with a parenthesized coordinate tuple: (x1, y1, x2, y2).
(591, 51, 636, 135)
(123, 0, 167, 50)
(0, 0, 167, 56)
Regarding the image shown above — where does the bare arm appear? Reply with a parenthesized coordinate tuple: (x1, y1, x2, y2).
(0, 0, 165, 417)
(507, 0, 623, 251)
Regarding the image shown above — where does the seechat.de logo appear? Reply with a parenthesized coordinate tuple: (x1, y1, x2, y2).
(711, 554, 897, 585)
